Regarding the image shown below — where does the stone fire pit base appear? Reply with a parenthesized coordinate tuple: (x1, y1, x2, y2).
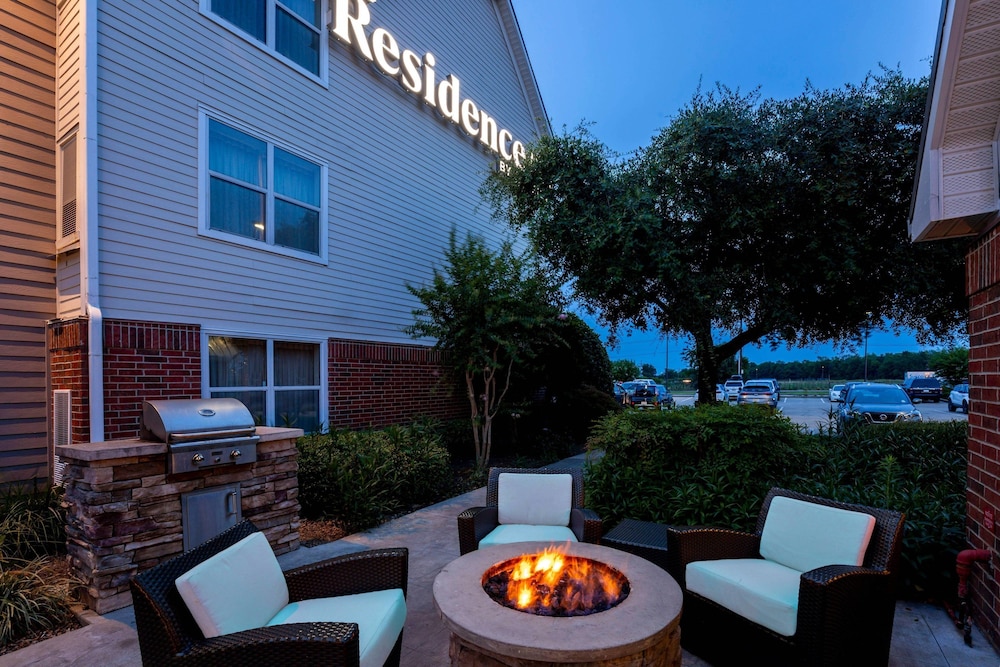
(433, 541, 682, 667)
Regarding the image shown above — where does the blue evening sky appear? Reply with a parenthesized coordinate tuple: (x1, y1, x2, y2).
(511, 0, 962, 373)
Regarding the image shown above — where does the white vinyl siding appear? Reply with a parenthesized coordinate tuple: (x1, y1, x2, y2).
(201, 0, 326, 82)
(92, 0, 544, 345)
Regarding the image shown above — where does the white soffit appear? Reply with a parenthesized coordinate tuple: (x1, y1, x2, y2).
(912, 0, 1000, 241)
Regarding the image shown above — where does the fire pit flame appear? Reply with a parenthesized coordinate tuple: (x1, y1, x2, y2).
(482, 545, 629, 617)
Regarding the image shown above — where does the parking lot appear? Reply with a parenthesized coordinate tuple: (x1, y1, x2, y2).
(673, 394, 967, 432)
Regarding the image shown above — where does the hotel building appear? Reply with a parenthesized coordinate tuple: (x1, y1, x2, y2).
(1, 0, 549, 486)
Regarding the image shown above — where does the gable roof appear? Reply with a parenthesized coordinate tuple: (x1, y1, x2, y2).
(495, 0, 551, 138)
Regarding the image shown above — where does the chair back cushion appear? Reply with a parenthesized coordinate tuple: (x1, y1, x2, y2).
(175, 531, 289, 638)
(497, 472, 573, 526)
(759, 496, 876, 573)
(267, 589, 406, 667)
(478, 524, 578, 548)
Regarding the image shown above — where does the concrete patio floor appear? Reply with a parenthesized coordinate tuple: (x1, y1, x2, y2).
(1, 452, 997, 666)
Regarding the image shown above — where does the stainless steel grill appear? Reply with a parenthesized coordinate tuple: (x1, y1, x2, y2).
(140, 398, 259, 474)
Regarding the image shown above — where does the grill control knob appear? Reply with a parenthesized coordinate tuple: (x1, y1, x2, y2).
(192, 453, 204, 463)
(230, 449, 242, 460)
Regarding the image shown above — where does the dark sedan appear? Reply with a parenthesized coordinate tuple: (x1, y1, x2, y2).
(838, 383, 922, 427)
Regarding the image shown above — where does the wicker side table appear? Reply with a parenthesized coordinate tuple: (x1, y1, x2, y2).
(601, 519, 670, 571)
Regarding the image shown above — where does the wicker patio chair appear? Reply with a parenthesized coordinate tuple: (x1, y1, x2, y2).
(130, 520, 408, 667)
(666, 487, 905, 667)
(457, 467, 602, 555)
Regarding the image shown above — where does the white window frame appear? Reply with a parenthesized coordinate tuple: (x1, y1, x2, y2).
(198, 110, 329, 264)
(203, 330, 328, 432)
(200, 0, 328, 85)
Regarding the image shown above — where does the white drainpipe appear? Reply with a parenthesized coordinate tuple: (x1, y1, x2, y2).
(80, 0, 103, 442)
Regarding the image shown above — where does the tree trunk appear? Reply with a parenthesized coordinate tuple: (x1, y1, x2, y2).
(693, 325, 721, 405)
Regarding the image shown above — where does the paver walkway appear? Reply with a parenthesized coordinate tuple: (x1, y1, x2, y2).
(1, 451, 997, 666)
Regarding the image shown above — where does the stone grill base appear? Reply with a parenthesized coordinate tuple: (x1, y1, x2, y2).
(57, 427, 302, 613)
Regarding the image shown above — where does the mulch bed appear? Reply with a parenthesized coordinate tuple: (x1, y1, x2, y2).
(299, 518, 348, 547)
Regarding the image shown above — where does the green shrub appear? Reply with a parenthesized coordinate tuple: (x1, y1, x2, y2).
(789, 421, 967, 599)
(0, 558, 76, 647)
(549, 383, 621, 444)
(0, 486, 76, 648)
(585, 405, 805, 529)
(585, 407, 967, 600)
(297, 423, 451, 532)
(0, 487, 65, 561)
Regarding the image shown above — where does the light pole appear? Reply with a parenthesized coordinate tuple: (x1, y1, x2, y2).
(864, 312, 872, 381)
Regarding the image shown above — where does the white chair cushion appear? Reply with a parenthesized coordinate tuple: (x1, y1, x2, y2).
(497, 473, 573, 526)
(478, 524, 577, 548)
(687, 558, 801, 636)
(175, 532, 289, 638)
(759, 496, 876, 573)
(266, 588, 406, 667)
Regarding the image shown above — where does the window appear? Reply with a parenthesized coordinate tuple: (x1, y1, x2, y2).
(207, 336, 324, 432)
(208, 0, 323, 77)
(203, 116, 325, 260)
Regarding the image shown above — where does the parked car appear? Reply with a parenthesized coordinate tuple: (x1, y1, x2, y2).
(838, 381, 862, 403)
(829, 384, 845, 402)
(613, 383, 626, 405)
(629, 383, 660, 410)
(694, 384, 727, 405)
(737, 380, 778, 408)
(838, 383, 922, 427)
(901, 376, 943, 403)
(723, 379, 744, 401)
(756, 378, 780, 399)
(948, 383, 970, 413)
(654, 384, 675, 409)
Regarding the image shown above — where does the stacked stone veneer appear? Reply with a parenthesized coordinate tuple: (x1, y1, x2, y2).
(966, 226, 1000, 647)
(57, 427, 301, 613)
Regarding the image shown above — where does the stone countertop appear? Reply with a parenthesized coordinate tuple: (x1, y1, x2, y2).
(55, 426, 304, 462)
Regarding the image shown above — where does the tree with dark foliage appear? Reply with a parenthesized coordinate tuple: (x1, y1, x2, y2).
(484, 70, 966, 403)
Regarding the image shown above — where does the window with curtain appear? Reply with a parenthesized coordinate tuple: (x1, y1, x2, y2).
(206, 118, 323, 256)
(209, 0, 321, 76)
(208, 336, 322, 432)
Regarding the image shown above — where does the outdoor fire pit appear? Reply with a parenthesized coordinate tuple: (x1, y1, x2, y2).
(434, 541, 682, 666)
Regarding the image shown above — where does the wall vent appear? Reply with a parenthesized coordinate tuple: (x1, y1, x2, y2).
(56, 134, 79, 249)
(61, 198, 77, 239)
(53, 390, 72, 486)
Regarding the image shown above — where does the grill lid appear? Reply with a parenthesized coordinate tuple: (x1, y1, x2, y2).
(140, 398, 256, 443)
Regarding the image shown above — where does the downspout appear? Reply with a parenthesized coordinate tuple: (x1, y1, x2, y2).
(80, 0, 103, 442)
(955, 548, 991, 646)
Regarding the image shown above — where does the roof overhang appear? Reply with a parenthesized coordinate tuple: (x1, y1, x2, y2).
(495, 0, 551, 138)
(910, 0, 1000, 242)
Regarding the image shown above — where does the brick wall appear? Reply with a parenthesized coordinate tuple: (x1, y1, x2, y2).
(103, 320, 201, 439)
(328, 338, 465, 429)
(51, 323, 464, 438)
(48, 318, 90, 443)
(966, 226, 1000, 644)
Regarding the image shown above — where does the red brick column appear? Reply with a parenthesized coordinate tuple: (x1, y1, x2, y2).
(966, 227, 1000, 643)
(328, 338, 464, 429)
(103, 320, 201, 439)
(48, 318, 90, 444)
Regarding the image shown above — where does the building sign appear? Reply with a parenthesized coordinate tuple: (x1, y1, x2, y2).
(331, 0, 527, 167)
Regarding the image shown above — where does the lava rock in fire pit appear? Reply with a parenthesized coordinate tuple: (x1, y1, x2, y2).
(482, 550, 630, 617)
